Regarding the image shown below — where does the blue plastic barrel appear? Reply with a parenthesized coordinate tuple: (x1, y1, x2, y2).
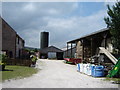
(94, 66, 104, 77)
(91, 65, 95, 76)
(77, 63, 80, 72)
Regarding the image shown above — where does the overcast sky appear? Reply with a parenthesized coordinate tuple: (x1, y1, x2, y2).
(2, 2, 115, 49)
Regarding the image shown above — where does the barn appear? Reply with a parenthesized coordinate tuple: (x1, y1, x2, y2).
(66, 28, 119, 64)
(39, 46, 63, 60)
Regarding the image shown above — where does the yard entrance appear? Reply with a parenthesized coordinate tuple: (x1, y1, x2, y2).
(2, 59, 118, 88)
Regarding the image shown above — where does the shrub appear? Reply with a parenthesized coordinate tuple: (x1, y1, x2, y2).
(0, 54, 8, 65)
(0, 54, 8, 70)
(31, 55, 37, 62)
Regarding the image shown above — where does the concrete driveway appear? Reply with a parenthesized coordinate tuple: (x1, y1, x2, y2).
(2, 59, 118, 88)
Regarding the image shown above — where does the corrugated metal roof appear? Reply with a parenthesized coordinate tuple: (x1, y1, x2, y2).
(40, 46, 63, 54)
(67, 28, 109, 43)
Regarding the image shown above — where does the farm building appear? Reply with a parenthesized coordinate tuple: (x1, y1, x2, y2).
(0, 17, 25, 59)
(39, 31, 63, 60)
(39, 46, 63, 60)
(67, 28, 119, 65)
(62, 47, 76, 58)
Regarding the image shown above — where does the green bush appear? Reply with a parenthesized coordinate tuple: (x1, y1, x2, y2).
(31, 55, 37, 62)
(0, 54, 8, 65)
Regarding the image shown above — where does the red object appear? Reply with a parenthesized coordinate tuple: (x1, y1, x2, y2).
(64, 58, 81, 64)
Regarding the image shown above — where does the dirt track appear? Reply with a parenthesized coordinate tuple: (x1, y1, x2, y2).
(2, 59, 118, 88)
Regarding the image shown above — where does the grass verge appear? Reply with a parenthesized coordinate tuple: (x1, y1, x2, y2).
(103, 77, 120, 84)
(0, 65, 38, 82)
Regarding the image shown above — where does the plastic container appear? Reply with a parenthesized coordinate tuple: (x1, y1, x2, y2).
(87, 64, 92, 75)
(84, 64, 88, 74)
(89, 64, 92, 76)
(77, 63, 80, 72)
(94, 65, 104, 77)
(83, 64, 85, 74)
(86, 64, 89, 75)
(80, 63, 83, 73)
(91, 65, 95, 76)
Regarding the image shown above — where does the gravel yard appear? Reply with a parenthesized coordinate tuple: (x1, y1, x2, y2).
(1, 59, 118, 88)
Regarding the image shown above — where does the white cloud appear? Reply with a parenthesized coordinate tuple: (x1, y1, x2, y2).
(48, 8, 59, 15)
(19, 9, 107, 48)
(2, 2, 107, 48)
(23, 3, 36, 12)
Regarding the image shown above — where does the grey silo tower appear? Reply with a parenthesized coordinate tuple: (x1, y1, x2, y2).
(40, 31, 49, 49)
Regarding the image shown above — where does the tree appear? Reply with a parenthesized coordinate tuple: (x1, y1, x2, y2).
(104, 1, 120, 52)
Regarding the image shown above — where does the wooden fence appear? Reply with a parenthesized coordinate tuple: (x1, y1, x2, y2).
(6, 59, 32, 67)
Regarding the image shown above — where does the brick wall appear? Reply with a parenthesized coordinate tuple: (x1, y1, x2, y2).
(2, 19, 16, 58)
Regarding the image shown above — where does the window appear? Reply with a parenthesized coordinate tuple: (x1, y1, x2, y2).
(9, 51, 13, 58)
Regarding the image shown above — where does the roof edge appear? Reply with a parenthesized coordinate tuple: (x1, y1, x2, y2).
(67, 28, 109, 43)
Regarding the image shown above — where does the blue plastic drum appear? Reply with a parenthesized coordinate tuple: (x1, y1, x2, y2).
(77, 63, 80, 72)
(94, 66, 104, 77)
(91, 65, 95, 76)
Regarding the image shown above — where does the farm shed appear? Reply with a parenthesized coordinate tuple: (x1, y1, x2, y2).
(67, 28, 116, 64)
(63, 47, 76, 58)
(39, 46, 63, 60)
